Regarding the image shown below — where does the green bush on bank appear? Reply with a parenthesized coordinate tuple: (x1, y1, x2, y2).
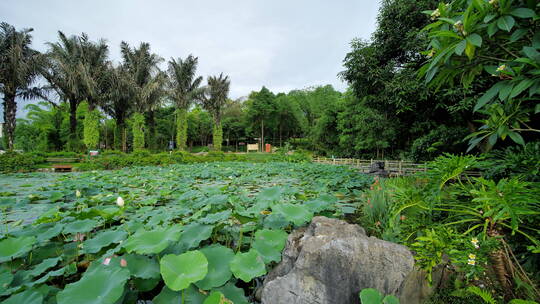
(76, 150, 312, 171)
(0, 152, 45, 173)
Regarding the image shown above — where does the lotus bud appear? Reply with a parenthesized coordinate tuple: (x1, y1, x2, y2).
(103, 257, 111, 266)
(117, 196, 125, 207)
(120, 258, 127, 267)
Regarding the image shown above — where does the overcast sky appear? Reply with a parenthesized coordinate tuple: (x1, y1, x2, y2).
(1, 0, 380, 119)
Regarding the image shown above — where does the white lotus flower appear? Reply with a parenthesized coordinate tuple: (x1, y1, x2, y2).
(116, 196, 125, 207)
(76, 190, 81, 198)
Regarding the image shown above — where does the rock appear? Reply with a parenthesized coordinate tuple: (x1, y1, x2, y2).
(260, 216, 434, 304)
(368, 161, 389, 178)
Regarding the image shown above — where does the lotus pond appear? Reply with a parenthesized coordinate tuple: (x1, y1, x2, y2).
(0, 162, 372, 303)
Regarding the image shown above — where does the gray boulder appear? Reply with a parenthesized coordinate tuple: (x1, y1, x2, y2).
(260, 216, 433, 304)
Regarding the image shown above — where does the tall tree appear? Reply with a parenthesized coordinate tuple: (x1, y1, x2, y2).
(103, 65, 133, 152)
(120, 41, 165, 151)
(78, 35, 109, 150)
(245, 87, 276, 151)
(200, 73, 230, 151)
(0, 22, 43, 150)
(167, 55, 203, 150)
(43, 32, 87, 150)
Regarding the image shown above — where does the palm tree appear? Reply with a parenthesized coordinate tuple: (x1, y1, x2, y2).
(103, 65, 133, 152)
(0, 22, 44, 150)
(200, 73, 230, 151)
(42, 32, 87, 150)
(120, 41, 165, 150)
(167, 55, 203, 150)
(43, 32, 110, 150)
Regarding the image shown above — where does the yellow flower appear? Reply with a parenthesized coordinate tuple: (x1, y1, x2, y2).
(468, 259, 476, 265)
(471, 238, 479, 245)
(431, 9, 441, 20)
(496, 65, 506, 72)
(427, 49, 435, 58)
(468, 253, 476, 260)
(489, 0, 498, 5)
(76, 190, 81, 198)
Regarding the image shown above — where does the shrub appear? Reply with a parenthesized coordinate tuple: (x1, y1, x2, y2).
(0, 152, 45, 173)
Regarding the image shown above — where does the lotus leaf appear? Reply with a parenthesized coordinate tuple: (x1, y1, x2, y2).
(252, 229, 288, 263)
(56, 266, 129, 304)
(195, 245, 234, 290)
(230, 249, 266, 282)
(160, 250, 208, 291)
(0, 236, 36, 262)
(272, 203, 313, 226)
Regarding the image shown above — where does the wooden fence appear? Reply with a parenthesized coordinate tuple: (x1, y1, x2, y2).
(313, 157, 427, 176)
(313, 157, 482, 177)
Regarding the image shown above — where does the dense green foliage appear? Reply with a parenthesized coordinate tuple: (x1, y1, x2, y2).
(358, 154, 540, 302)
(421, 0, 540, 151)
(0, 162, 371, 302)
(83, 109, 100, 150)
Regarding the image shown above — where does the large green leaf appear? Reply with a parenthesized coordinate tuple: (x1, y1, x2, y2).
(123, 226, 181, 254)
(23, 257, 61, 280)
(83, 230, 127, 254)
(63, 219, 99, 234)
(152, 285, 207, 304)
(0, 268, 14, 294)
(160, 251, 208, 291)
(124, 254, 160, 279)
(178, 223, 214, 251)
(203, 291, 231, 304)
(196, 245, 234, 290)
(214, 281, 249, 304)
(230, 250, 266, 282)
(509, 8, 536, 18)
(272, 203, 313, 226)
(2, 289, 43, 304)
(497, 15, 515, 32)
(359, 288, 383, 304)
(251, 229, 288, 263)
(56, 266, 130, 304)
(0, 236, 36, 262)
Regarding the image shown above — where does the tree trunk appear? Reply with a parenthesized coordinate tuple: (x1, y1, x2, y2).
(68, 99, 79, 151)
(213, 116, 222, 151)
(261, 119, 265, 152)
(147, 110, 157, 151)
(3, 93, 17, 150)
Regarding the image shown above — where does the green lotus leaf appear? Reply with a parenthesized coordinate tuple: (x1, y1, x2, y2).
(258, 187, 283, 201)
(56, 266, 130, 304)
(0, 268, 14, 294)
(272, 203, 313, 226)
(63, 219, 99, 234)
(124, 254, 160, 279)
(2, 288, 43, 304)
(214, 281, 249, 304)
(23, 257, 61, 280)
(359, 288, 383, 304)
(123, 226, 181, 254)
(36, 223, 64, 242)
(152, 284, 207, 304)
(203, 291, 230, 304)
(199, 210, 231, 224)
(305, 194, 337, 212)
(0, 236, 36, 262)
(83, 230, 127, 254)
(251, 229, 288, 263)
(178, 223, 214, 251)
(195, 245, 234, 290)
(133, 277, 160, 292)
(230, 249, 266, 282)
(160, 251, 208, 291)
